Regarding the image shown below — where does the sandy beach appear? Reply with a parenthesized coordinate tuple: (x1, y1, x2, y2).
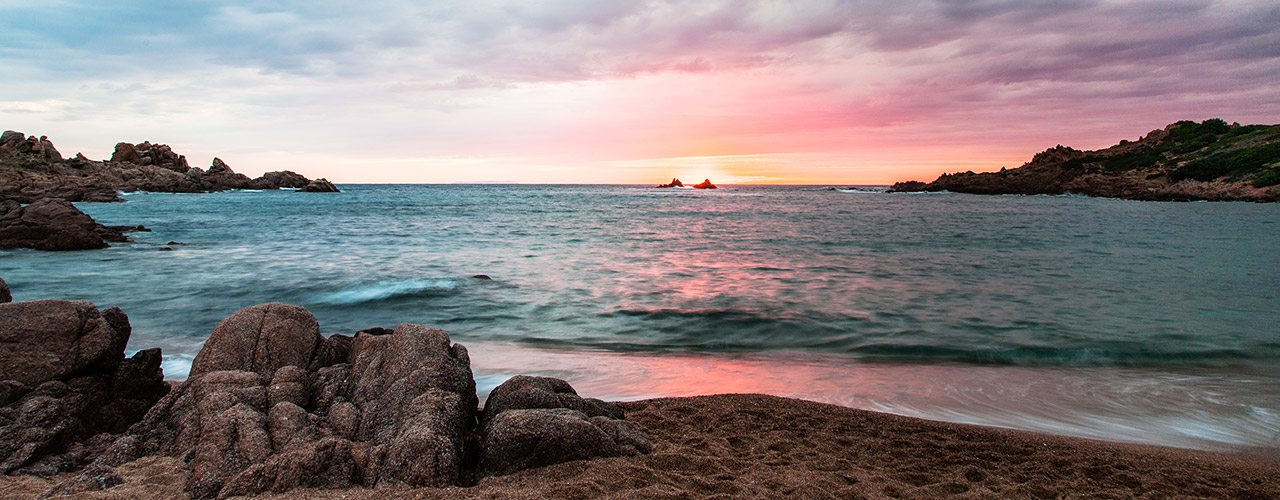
(5, 393, 1276, 499)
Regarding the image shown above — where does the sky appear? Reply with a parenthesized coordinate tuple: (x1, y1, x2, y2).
(1, 1, 1278, 184)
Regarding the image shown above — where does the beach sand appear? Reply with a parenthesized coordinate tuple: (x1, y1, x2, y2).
(4, 394, 1276, 499)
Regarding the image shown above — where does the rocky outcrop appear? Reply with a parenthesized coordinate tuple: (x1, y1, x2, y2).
(85, 304, 477, 499)
(110, 142, 190, 173)
(299, 178, 340, 192)
(0, 131, 62, 164)
(0, 299, 169, 477)
(0, 277, 10, 303)
(692, 179, 717, 189)
(0, 198, 129, 250)
(476, 375, 651, 477)
(656, 178, 684, 188)
(256, 170, 310, 189)
(3, 302, 653, 498)
(2, 130, 325, 202)
(890, 119, 1280, 202)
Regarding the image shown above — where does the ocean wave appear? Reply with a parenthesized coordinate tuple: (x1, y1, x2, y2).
(315, 278, 460, 305)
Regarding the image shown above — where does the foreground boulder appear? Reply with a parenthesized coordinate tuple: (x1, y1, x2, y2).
(476, 375, 651, 477)
(0, 299, 168, 476)
(0, 198, 129, 250)
(84, 304, 476, 499)
(29, 303, 651, 498)
(0, 276, 9, 303)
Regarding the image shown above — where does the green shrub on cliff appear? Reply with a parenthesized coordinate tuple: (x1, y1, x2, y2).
(1169, 142, 1280, 183)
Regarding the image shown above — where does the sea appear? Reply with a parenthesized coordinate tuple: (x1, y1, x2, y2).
(2, 184, 1278, 454)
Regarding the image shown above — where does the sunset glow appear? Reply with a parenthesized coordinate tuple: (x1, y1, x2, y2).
(2, 1, 1278, 183)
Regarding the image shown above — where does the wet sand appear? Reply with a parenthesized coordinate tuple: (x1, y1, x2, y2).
(5, 394, 1277, 499)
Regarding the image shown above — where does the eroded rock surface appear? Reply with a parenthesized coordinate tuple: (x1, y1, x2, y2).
(0, 299, 168, 476)
(86, 305, 477, 499)
(477, 375, 651, 477)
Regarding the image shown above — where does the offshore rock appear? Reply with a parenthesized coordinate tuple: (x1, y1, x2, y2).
(477, 375, 650, 477)
(81, 305, 477, 499)
(299, 178, 340, 192)
(692, 179, 717, 189)
(0, 299, 168, 476)
(0, 198, 129, 251)
(656, 178, 684, 188)
(256, 170, 310, 189)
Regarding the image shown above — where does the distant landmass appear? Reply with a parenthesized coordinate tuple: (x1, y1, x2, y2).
(0, 129, 338, 203)
(890, 119, 1280, 202)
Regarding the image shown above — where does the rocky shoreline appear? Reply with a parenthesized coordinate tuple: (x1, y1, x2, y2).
(0, 130, 340, 250)
(890, 119, 1280, 202)
(0, 278, 650, 499)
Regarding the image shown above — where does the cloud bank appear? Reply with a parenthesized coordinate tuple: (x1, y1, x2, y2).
(1, 0, 1277, 183)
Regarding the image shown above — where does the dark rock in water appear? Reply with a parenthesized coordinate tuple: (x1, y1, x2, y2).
(106, 224, 150, 232)
(471, 274, 492, 280)
(477, 375, 649, 477)
(82, 305, 477, 499)
(159, 247, 173, 251)
(166, 241, 185, 245)
(356, 327, 394, 336)
(299, 178, 340, 192)
(255, 170, 310, 189)
(886, 180, 929, 193)
(0, 277, 10, 303)
(692, 179, 717, 189)
(656, 178, 684, 188)
(0, 299, 168, 476)
(0, 198, 130, 250)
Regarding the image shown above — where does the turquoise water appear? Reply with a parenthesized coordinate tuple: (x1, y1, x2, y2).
(2, 185, 1278, 452)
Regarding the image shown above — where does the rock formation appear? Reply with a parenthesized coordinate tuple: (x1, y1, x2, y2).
(656, 178, 684, 188)
(1, 130, 324, 202)
(0, 198, 130, 250)
(299, 178, 340, 192)
(0, 299, 656, 498)
(692, 179, 717, 189)
(889, 119, 1280, 202)
(476, 376, 651, 477)
(0, 276, 10, 303)
(82, 304, 476, 499)
(0, 299, 169, 477)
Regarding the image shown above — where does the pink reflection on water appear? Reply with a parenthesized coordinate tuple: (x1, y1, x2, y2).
(466, 342, 1280, 453)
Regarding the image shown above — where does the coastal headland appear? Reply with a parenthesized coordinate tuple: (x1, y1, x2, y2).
(0, 130, 339, 204)
(0, 130, 338, 251)
(1, 280, 1277, 499)
(890, 119, 1280, 202)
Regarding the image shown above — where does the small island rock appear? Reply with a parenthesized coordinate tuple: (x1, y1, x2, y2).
(300, 178, 340, 192)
